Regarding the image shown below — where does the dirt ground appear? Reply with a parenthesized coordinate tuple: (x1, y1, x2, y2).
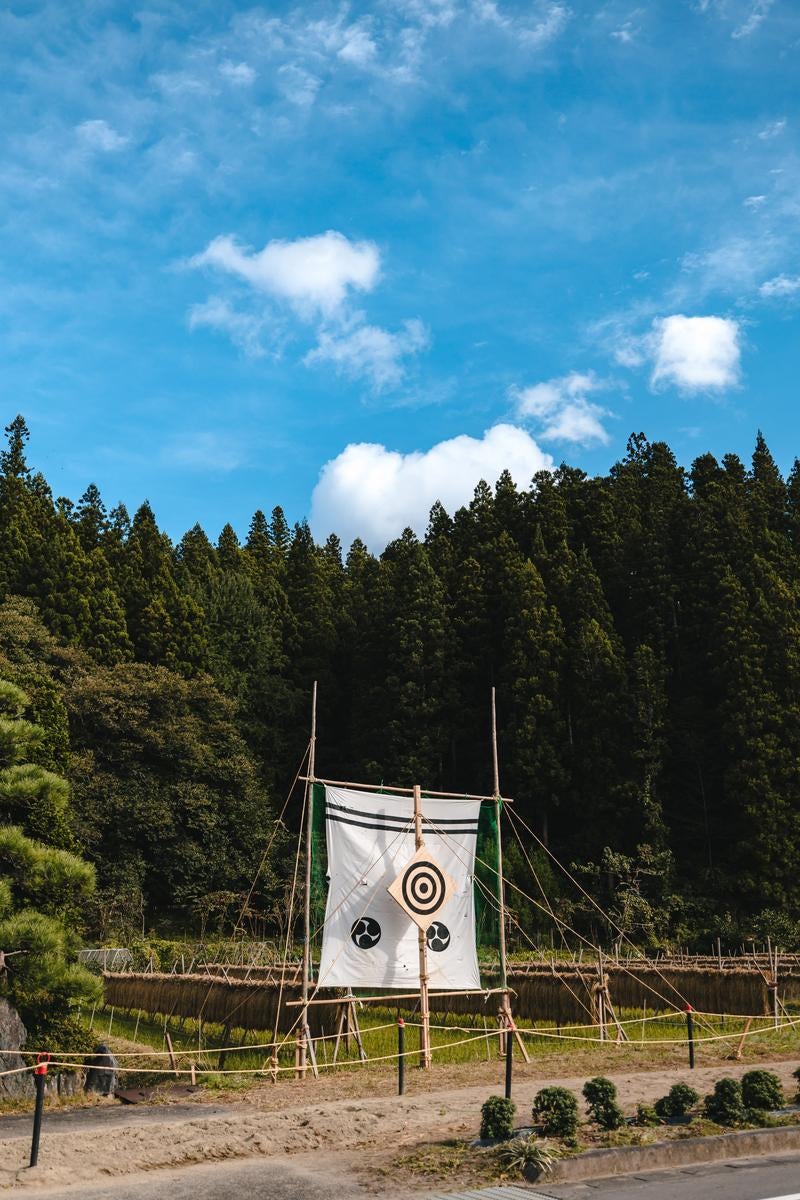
(2, 1051, 799, 1193)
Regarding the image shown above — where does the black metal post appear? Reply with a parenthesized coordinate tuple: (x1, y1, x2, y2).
(686, 1005, 695, 1069)
(504, 1025, 513, 1099)
(30, 1066, 46, 1167)
(397, 1019, 405, 1095)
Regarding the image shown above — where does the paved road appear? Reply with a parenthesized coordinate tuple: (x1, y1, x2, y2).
(25, 1150, 800, 1200)
(543, 1151, 800, 1200)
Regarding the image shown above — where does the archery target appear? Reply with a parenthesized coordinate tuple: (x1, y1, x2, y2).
(387, 843, 456, 930)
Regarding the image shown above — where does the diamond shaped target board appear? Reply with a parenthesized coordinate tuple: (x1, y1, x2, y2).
(387, 843, 456, 930)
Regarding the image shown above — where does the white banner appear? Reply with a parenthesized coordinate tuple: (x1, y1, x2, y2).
(316, 786, 482, 990)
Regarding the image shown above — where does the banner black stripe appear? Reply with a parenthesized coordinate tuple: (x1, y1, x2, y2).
(325, 799, 478, 828)
(325, 813, 478, 836)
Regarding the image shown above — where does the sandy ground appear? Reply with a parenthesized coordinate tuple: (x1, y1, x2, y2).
(1, 1055, 798, 1193)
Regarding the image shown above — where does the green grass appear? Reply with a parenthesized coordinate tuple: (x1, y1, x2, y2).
(95, 1000, 800, 1085)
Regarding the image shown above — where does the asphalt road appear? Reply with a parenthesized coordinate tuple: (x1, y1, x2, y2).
(26, 1150, 800, 1200)
(543, 1152, 800, 1200)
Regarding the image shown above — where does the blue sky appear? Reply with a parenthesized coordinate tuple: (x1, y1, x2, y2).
(1, 0, 798, 550)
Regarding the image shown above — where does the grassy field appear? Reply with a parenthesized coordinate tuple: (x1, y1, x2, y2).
(93, 1000, 800, 1086)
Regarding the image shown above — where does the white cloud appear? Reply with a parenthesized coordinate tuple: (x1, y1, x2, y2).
(513, 371, 613, 445)
(610, 22, 637, 42)
(162, 432, 243, 472)
(759, 274, 800, 298)
(311, 424, 553, 550)
(472, 0, 570, 46)
(680, 234, 781, 299)
(650, 315, 741, 391)
(277, 64, 321, 107)
(732, 0, 773, 37)
(188, 297, 268, 357)
(337, 22, 378, 65)
(305, 318, 429, 389)
(75, 119, 128, 152)
(744, 194, 766, 209)
(758, 117, 786, 140)
(190, 230, 380, 318)
(220, 60, 255, 85)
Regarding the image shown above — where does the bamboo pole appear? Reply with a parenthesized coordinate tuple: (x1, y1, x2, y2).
(286, 987, 508, 1007)
(491, 689, 507, 998)
(298, 776, 513, 803)
(299, 681, 318, 1080)
(490, 689, 528, 1062)
(414, 783, 432, 1069)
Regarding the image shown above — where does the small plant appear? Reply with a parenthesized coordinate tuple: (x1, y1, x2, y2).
(634, 1103, 660, 1127)
(741, 1070, 784, 1111)
(582, 1076, 624, 1130)
(480, 1095, 516, 1140)
(654, 1082, 699, 1121)
(496, 1134, 560, 1179)
(703, 1078, 745, 1126)
(794, 1065, 800, 1105)
(532, 1086, 579, 1139)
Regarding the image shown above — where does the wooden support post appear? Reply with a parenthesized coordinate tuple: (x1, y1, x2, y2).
(730, 1016, 752, 1060)
(165, 1031, 179, 1076)
(597, 950, 606, 1042)
(397, 1019, 406, 1094)
(414, 783, 432, 1069)
(332, 1001, 347, 1064)
(299, 681, 318, 1080)
(217, 1024, 231, 1071)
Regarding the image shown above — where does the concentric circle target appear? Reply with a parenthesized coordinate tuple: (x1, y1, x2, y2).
(401, 859, 446, 917)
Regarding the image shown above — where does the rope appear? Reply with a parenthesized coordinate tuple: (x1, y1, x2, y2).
(32, 1009, 800, 1077)
(506, 806, 711, 1027)
(233, 741, 310, 934)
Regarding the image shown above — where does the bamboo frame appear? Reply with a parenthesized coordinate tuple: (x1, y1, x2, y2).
(285, 988, 509, 1007)
(299, 682, 318, 1080)
(298, 776, 513, 804)
(414, 783, 432, 1069)
(491, 688, 529, 1063)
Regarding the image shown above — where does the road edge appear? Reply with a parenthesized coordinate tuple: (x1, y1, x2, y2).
(529, 1124, 800, 1184)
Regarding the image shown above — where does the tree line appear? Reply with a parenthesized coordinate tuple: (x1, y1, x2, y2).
(1, 415, 799, 949)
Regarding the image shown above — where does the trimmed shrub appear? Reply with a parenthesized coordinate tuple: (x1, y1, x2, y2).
(582, 1076, 624, 1130)
(653, 1082, 699, 1121)
(634, 1103, 660, 1127)
(741, 1070, 784, 1111)
(481, 1095, 516, 1140)
(532, 1086, 579, 1139)
(703, 1078, 745, 1126)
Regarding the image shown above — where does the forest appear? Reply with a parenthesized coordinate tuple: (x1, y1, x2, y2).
(1, 414, 799, 961)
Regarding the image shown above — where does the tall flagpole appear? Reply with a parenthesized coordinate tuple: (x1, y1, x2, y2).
(413, 783, 432, 1069)
(299, 680, 318, 1079)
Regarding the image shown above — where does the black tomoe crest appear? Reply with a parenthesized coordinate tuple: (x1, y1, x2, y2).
(350, 917, 381, 949)
(426, 922, 450, 952)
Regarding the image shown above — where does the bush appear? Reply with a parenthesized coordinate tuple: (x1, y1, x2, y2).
(794, 1066, 800, 1105)
(741, 1070, 784, 1111)
(532, 1086, 579, 1138)
(480, 1095, 516, 1140)
(653, 1082, 699, 1121)
(496, 1134, 560, 1178)
(634, 1103, 660, 1127)
(704, 1078, 745, 1126)
(582, 1076, 624, 1130)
